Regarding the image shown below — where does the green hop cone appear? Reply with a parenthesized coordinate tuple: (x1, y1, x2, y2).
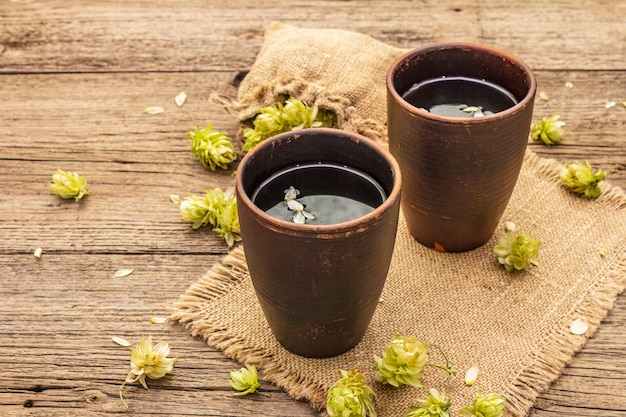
(327, 366, 377, 417)
(529, 114, 565, 145)
(49, 169, 88, 201)
(229, 364, 266, 396)
(178, 188, 241, 247)
(559, 160, 606, 198)
(494, 225, 541, 272)
(458, 393, 506, 417)
(404, 388, 451, 417)
(179, 193, 215, 229)
(374, 335, 429, 387)
(242, 97, 337, 151)
(187, 123, 237, 170)
(212, 196, 242, 248)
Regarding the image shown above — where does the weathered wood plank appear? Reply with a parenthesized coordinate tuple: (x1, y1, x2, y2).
(1, 0, 625, 73)
(1, 71, 623, 206)
(0, 251, 624, 416)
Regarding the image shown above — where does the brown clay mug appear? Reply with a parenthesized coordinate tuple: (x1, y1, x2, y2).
(235, 128, 401, 358)
(387, 43, 536, 252)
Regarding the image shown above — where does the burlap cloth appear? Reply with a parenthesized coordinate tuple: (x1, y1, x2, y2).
(170, 23, 626, 417)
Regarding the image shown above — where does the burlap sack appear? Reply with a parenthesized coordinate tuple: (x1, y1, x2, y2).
(234, 22, 408, 145)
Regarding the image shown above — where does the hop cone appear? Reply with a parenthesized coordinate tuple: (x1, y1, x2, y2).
(374, 335, 429, 387)
(405, 388, 451, 417)
(188, 123, 236, 170)
(327, 367, 377, 417)
(459, 393, 506, 417)
(559, 160, 606, 198)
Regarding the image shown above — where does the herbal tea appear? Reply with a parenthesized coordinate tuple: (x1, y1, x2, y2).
(402, 76, 518, 118)
(251, 162, 387, 225)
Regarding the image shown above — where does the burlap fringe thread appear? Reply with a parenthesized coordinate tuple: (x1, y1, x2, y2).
(168, 247, 330, 408)
(169, 151, 626, 416)
(502, 151, 626, 416)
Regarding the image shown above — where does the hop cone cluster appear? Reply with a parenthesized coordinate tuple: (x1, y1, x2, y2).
(178, 188, 241, 247)
(494, 226, 540, 272)
(242, 97, 337, 151)
(374, 335, 429, 387)
(405, 388, 451, 417)
(529, 114, 565, 145)
(326, 367, 377, 417)
(187, 123, 237, 170)
(559, 160, 606, 198)
(458, 393, 506, 417)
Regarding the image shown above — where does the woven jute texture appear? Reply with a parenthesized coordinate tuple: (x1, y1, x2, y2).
(171, 23, 626, 417)
(233, 21, 407, 145)
(170, 155, 625, 416)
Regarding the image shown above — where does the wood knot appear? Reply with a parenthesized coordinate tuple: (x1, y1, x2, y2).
(81, 389, 107, 404)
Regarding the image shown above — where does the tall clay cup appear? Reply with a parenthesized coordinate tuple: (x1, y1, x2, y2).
(387, 43, 536, 252)
(236, 128, 401, 358)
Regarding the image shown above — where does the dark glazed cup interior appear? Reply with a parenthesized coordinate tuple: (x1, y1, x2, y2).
(387, 43, 536, 252)
(236, 128, 401, 358)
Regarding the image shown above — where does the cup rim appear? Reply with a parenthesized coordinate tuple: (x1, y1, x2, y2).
(235, 128, 402, 235)
(386, 42, 537, 123)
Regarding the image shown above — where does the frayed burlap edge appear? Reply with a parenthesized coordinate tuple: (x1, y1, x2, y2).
(232, 76, 390, 147)
(501, 151, 626, 417)
(167, 246, 330, 409)
(169, 150, 626, 416)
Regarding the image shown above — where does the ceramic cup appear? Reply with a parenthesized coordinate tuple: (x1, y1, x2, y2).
(387, 43, 536, 252)
(236, 128, 401, 358)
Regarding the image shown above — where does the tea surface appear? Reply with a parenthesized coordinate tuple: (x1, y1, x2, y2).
(402, 76, 518, 118)
(251, 162, 386, 225)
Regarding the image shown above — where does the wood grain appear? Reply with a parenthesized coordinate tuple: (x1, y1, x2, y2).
(0, 1, 624, 416)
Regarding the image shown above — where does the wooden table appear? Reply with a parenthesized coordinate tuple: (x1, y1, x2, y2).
(1, 1, 624, 416)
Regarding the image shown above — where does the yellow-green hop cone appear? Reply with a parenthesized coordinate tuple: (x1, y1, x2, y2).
(404, 388, 451, 417)
(179, 193, 216, 229)
(177, 188, 241, 247)
(49, 169, 88, 201)
(559, 160, 606, 198)
(242, 97, 337, 152)
(242, 102, 286, 151)
(529, 114, 565, 145)
(374, 335, 429, 387)
(212, 192, 241, 248)
(229, 364, 266, 396)
(459, 393, 506, 417)
(494, 226, 540, 272)
(327, 366, 377, 417)
(120, 335, 177, 408)
(187, 123, 237, 170)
